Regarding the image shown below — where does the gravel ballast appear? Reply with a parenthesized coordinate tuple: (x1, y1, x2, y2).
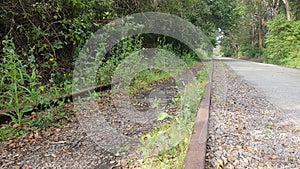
(0, 63, 203, 169)
(206, 61, 300, 168)
(0, 80, 178, 169)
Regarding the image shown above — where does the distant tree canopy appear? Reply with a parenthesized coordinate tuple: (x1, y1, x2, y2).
(220, 0, 300, 68)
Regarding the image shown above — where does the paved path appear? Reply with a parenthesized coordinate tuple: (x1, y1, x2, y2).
(219, 57, 300, 128)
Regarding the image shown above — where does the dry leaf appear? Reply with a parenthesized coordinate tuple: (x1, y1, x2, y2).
(13, 154, 19, 158)
(217, 159, 224, 167)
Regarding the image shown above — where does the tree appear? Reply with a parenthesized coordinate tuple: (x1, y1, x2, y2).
(282, 0, 291, 21)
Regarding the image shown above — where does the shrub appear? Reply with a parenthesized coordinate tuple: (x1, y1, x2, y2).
(265, 15, 300, 68)
(0, 40, 36, 124)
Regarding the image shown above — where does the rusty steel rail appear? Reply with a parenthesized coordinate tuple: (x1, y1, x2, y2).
(184, 61, 214, 169)
(0, 61, 206, 123)
(0, 82, 116, 123)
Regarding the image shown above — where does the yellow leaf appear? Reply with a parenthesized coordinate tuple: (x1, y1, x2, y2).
(141, 134, 147, 139)
(217, 159, 224, 167)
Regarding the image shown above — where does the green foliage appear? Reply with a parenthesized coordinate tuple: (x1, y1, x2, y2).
(0, 40, 35, 124)
(0, 0, 235, 143)
(196, 66, 209, 81)
(0, 0, 116, 82)
(209, 0, 241, 32)
(241, 45, 263, 58)
(96, 37, 143, 85)
(265, 15, 300, 68)
(219, 0, 300, 69)
(218, 0, 272, 59)
(220, 36, 235, 57)
(0, 126, 27, 142)
(113, 0, 239, 46)
(123, 40, 203, 95)
(0, 39, 72, 127)
(137, 66, 210, 169)
(129, 69, 170, 94)
(159, 42, 199, 67)
(157, 112, 173, 122)
(292, 0, 300, 20)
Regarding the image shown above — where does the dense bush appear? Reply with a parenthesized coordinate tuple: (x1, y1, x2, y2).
(219, 36, 235, 57)
(0, 0, 115, 81)
(264, 15, 300, 68)
(0, 0, 231, 125)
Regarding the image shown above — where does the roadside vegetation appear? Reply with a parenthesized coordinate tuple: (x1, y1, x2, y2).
(0, 37, 198, 142)
(0, 0, 227, 141)
(220, 0, 300, 68)
(131, 65, 210, 169)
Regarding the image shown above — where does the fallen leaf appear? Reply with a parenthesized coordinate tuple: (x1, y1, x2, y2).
(13, 154, 20, 158)
(29, 133, 34, 139)
(49, 141, 67, 144)
(44, 153, 56, 158)
(13, 123, 20, 128)
(217, 159, 224, 167)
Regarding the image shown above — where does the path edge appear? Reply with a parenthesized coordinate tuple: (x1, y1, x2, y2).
(183, 61, 213, 169)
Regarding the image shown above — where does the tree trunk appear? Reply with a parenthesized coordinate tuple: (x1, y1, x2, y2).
(252, 14, 255, 48)
(230, 32, 239, 56)
(282, 0, 291, 21)
(252, 24, 255, 48)
(152, 0, 160, 10)
(259, 18, 263, 49)
(271, 0, 280, 17)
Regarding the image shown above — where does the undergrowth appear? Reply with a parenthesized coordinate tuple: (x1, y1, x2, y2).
(0, 39, 72, 142)
(129, 69, 170, 94)
(0, 37, 202, 143)
(128, 63, 211, 169)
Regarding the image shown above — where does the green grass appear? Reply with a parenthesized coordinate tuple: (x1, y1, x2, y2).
(0, 126, 25, 142)
(126, 64, 211, 169)
(128, 53, 202, 95)
(128, 69, 171, 94)
(0, 107, 72, 143)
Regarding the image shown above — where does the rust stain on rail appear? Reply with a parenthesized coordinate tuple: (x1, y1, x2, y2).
(184, 62, 213, 169)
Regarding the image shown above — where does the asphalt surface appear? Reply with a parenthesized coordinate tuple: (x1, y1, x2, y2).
(219, 57, 300, 129)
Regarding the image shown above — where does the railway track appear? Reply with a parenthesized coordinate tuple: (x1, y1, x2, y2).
(184, 61, 213, 169)
(0, 61, 213, 168)
(0, 82, 116, 123)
